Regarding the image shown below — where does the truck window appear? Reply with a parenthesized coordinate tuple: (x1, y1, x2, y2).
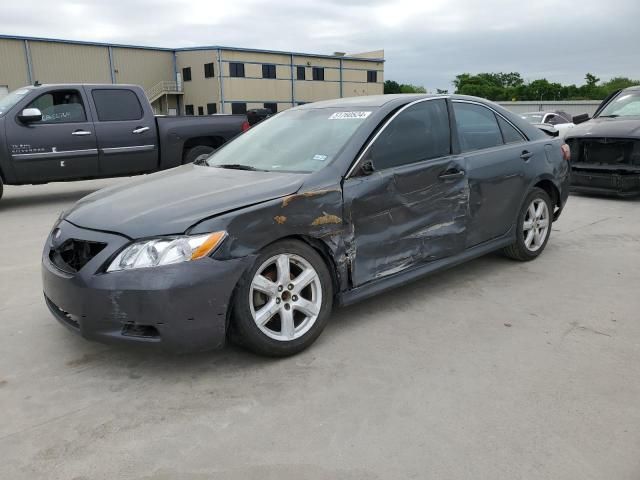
(26, 90, 86, 124)
(92, 89, 144, 122)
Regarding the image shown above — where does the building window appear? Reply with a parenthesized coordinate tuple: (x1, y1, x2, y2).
(204, 63, 215, 78)
(231, 102, 247, 114)
(263, 103, 277, 114)
(229, 63, 245, 78)
(296, 66, 306, 80)
(312, 67, 324, 81)
(185, 104, 194, 115)
(367, 70, 377, 83)
(207, 103, 217, 114)
(262, 64, 276, 79)
(182, 67, 192, 82)
(198, 106, 204, 116)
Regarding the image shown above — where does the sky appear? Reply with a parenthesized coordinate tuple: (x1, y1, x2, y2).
(3, 0, 639, 91)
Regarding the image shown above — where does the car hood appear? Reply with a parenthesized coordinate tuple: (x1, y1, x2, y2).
(65, 164, 306, 238)
(566, 117, 640, 139)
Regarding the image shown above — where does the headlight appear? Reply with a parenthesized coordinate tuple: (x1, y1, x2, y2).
(106, 231, 226, 272)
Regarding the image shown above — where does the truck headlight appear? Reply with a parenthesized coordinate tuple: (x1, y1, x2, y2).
(106, 231, 227, 272)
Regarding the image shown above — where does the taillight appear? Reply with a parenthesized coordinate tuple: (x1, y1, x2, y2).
(241, 120, 250, 132)
(561, 143, 570, 162)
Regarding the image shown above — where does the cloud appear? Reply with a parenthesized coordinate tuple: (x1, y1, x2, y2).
(2, 0, 639, 90)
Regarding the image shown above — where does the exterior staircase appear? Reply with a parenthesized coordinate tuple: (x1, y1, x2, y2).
(145, 80, 183, 104)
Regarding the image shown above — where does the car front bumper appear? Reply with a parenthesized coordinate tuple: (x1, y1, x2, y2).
(570, 168, 640, 197)
(41, 220, 251, 353)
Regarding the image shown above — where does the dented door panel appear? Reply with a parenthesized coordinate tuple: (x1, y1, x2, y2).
(343, 156, 469, 286)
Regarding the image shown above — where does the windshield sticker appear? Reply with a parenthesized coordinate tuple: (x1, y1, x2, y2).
(312, 154, 328, 161)
(328, 111, 372, 120)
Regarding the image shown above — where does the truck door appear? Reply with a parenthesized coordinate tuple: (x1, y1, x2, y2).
(87, 87, 158, 176)
(6, 88, 98, 182)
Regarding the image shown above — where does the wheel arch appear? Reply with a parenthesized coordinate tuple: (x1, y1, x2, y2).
(182, 136, 226, 153)
(533, 178, 560, 214)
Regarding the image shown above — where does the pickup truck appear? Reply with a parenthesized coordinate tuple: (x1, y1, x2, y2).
(0, 83, 249, 201)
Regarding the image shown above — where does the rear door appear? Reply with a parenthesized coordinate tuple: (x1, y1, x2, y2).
(87, 87, 158, 176)
(343, 99, 469, 286)
(6, 87, 98, 182)
(451, 101, 530, 247)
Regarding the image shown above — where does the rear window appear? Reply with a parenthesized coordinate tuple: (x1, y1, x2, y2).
(92, 89, 143, 121)
(453, 102, 503, 152)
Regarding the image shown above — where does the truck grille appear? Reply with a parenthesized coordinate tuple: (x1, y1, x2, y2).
(49, 239, 107, 273)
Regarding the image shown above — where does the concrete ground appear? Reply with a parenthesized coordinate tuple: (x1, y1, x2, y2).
(1, 179, 639, 480)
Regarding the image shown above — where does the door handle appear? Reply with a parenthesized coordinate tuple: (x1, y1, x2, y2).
(438, 169, 465, 180)
(520, 150, 534, 160)
(132, 126, 150, 134)
(72, 130, 92, 136)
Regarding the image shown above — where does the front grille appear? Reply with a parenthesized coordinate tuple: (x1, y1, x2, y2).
(50, 239, 107, 273)
(568, 137, 640, 166)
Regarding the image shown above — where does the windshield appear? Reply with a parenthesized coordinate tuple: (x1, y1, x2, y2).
(599, 91, 640, 117)
(0, 88, 30, 116)
(205, 107, 373, 173)
(520, 113, 545, 124)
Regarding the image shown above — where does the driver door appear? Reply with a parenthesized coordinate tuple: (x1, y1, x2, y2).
(342, 99, 469, 286)
(6, 88, 98, 183)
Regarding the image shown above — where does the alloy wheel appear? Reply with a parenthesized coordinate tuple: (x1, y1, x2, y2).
(523, 198, 549, 252)
(249, 253, 323, 341)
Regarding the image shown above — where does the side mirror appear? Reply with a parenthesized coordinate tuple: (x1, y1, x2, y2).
(18, 108, 42, 124)
(572, 113, 590, 125)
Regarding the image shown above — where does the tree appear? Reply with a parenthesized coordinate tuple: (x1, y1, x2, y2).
(384, 80, 401, 94)
(384, 80, 427, 94)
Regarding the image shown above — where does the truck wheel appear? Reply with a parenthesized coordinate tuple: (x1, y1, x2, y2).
(230, 240, 333, 357)
(502, 187, 553, 261)
(183, 145, 215, 164)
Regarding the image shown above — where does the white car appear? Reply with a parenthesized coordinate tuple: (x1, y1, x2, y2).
(521, 111, 575, 138)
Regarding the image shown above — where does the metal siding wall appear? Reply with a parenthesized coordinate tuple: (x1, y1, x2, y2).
(0, 39, 30, 90)
(29, 41, 111, 83)
(175, 49, 220, 114)
(112, 48, 175, 90)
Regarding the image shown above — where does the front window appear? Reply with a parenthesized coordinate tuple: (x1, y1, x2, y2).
(27, 90, 87, 123)
(598, 91, 640, 117)
(205, 108, 373, 173)
(0, 88, 30, 116)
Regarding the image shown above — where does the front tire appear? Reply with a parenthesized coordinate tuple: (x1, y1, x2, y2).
(502, 187, 553, 261)
(183, 145, 215, 164)
(230, 240, 333, 357)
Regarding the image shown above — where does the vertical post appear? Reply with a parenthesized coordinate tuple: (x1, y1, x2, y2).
(108, 46, 116, 83)
(24, 40, 33, 84)
(217, 48, 224, 113)
(173, 51, 181, 114)
(290, 54, 295, 107)
(339, 58, 343, 98)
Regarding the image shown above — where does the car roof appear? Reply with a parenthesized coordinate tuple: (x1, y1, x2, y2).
(296, 94, 442, 109)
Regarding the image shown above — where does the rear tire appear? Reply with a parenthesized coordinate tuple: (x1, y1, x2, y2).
(230, 240, 333, 357)
(183, 145, 215, 164)
(502, 187, 553, 261)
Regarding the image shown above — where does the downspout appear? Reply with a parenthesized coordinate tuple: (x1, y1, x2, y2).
(173, 51, 181, 115)
(108, 46, 116, 83)
(290, 53, 295, 107)
(217, 48, 224, 113)
(339, 58, 343, 98)
(24, 40, 33, 84)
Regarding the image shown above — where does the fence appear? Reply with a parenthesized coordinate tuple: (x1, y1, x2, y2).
(497, 101, 601, 117)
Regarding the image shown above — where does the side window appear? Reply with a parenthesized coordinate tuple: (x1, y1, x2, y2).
(497, 116, 526, 144)
(27, 90, 86, 124)
(368, 99, 451, 170)
(453, 102, 503, 152)
(92, 89, 143, 122)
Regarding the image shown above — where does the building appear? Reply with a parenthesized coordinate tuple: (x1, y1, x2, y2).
(0, 35, 384, 115)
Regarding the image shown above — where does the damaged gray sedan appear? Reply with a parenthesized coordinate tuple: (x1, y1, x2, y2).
(42, 94, 570, 356)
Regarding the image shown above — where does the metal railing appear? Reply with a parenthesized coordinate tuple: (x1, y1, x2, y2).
(145, 80, 183, 103)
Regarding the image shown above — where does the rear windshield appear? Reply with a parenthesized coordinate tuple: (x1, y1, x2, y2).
(0, 88, 30, 116)
(205, 108, 374, 173)
(598, 91, 640, 117)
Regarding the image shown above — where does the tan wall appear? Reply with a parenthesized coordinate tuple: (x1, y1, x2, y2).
(294, 81, 341, 103)
(222, 50, 290, 65)
(112, 48, 174, 91)
(29, 41, 111, 84)
(0, 39, 30, 90)
(175, 49, 220, 114)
